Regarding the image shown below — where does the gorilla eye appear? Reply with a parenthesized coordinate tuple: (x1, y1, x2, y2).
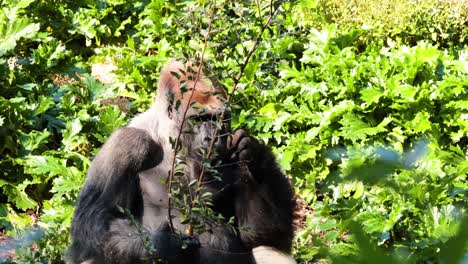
(192, 114, 217, 122)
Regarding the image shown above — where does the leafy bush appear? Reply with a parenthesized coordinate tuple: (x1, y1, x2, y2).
(235, 24, 468, 262)
(317, 0, 468, 47)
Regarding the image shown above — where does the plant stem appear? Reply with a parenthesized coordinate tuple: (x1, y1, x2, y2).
(166, 2, 217, 233)
(194, 0, 282, 221)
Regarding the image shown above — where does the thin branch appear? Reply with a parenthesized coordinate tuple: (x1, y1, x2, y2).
(167, 0, 282, 236)
(195, 0, 282, 202)
(167, 3, 217, 233)
(227, 0, 281, 103)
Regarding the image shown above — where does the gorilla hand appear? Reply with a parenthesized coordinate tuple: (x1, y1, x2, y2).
(228, 129, 262, 182)
(151, 222, 200, 263)
(100, 127, 164, 173)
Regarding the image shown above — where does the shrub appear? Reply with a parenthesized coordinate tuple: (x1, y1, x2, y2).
(317, 0, 468, 47)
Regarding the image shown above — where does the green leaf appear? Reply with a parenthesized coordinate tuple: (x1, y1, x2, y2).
(360, 87, 383, 105)
(2, 184, 37, 210)
(25, 156, 68, 176)
(62, 118, 86, 151)
(324, 230, 339, 241)
(319, 220, 337, 231)
(0, 179, 8, 187)
(18, 130, 51, 156)
(51, 169, 83, 196)
(340, 114, 391, 142)
(277, 150, 294, 171)
(4, 0, 35, 9)
(0, 7, 40, 56)
(24, 155, 68, 178)
(406, 111, 432, 133)
(95, 105, 126, 140)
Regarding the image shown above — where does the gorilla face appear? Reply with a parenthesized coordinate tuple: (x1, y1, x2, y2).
(184, 110, 231, 161)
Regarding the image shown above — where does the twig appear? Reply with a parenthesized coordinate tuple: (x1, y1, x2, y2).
(168, 0, 282, 236)
(189, 0, 280, 235)
(227, 0, 281, 102)
(167, 2, 217, 233)
(194, 0, 282, 215)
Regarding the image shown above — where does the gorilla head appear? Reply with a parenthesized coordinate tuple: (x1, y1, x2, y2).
(155, 60, 230, 162)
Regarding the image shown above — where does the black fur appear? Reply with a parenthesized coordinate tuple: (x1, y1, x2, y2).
(67, 126, 294, 263)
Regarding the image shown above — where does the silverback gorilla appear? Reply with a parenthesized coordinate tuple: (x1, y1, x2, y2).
(66, 61, 295, 264)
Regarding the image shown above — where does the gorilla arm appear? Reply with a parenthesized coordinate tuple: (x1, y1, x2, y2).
(229, 130, 295, 253)
(68, 127, 163, 263)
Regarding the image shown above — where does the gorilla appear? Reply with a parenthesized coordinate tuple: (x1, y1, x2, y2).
(66, 60, 295, 264)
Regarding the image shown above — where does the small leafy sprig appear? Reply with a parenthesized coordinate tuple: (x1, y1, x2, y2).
(165, 0, 283, 238)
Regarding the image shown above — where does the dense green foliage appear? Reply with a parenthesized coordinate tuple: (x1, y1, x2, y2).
(318, 0, 468, 48)
(0, 0, 467, 263)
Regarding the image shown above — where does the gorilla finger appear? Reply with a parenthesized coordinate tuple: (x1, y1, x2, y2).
(231, 129, 247, 148)
(227, 134, 234, 149)
(239, 149, 253, 162)
(237, 136, 253, 152)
